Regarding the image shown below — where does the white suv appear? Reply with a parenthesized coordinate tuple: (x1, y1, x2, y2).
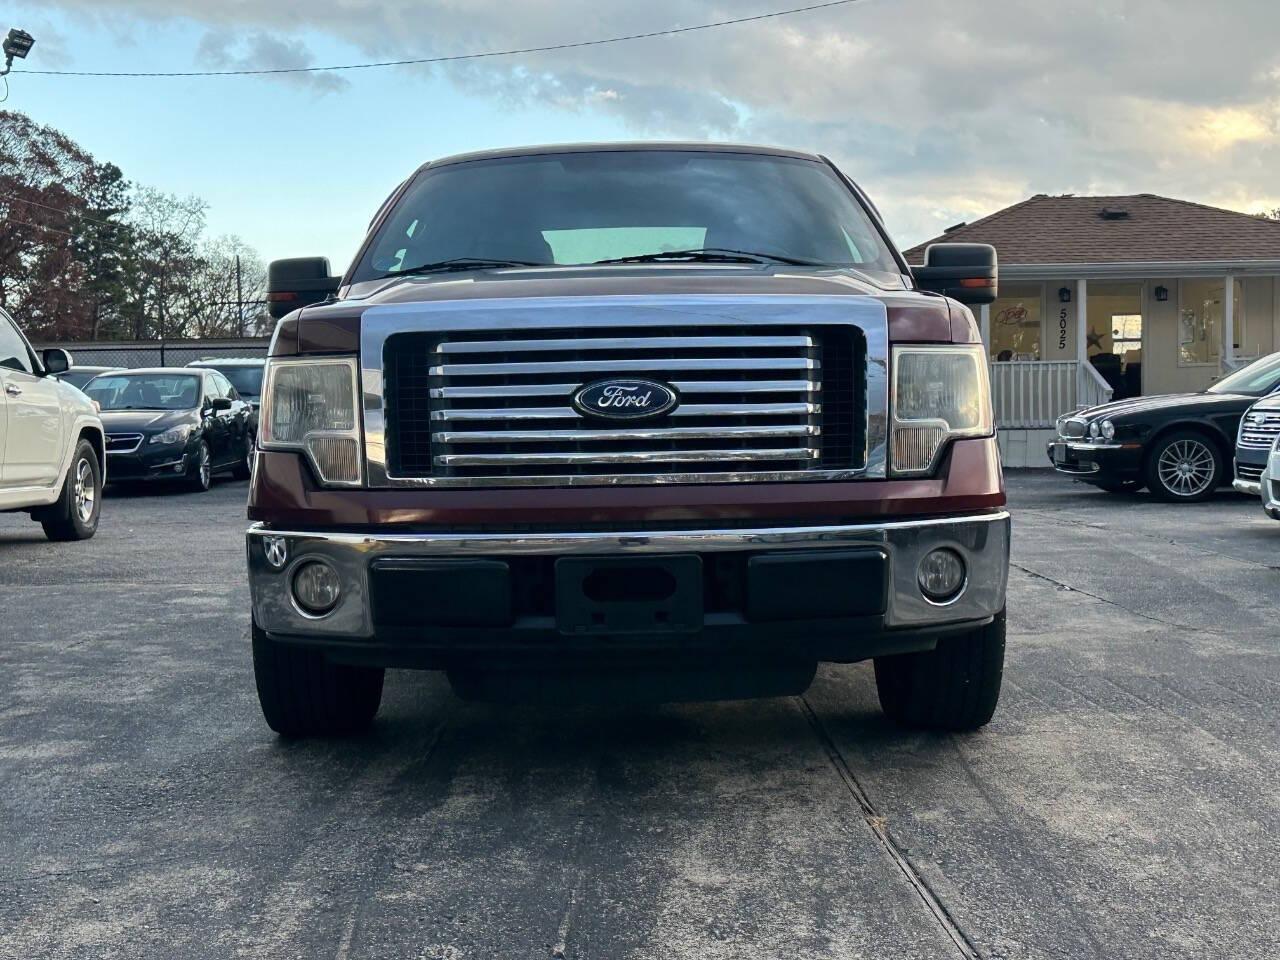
(0, 308, 105, 540)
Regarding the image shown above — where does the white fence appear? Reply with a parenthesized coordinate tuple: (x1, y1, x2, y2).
(989, 360, 1113, 429)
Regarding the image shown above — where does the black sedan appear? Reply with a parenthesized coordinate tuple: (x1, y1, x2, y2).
(1047, 351, 1280, 501)
(83, 368, 254, 492)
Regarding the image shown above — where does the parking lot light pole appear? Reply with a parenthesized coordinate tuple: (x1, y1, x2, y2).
(0, 28, 34, 76)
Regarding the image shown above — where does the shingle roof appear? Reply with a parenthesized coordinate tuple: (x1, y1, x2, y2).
(901, 194, 1280, 265)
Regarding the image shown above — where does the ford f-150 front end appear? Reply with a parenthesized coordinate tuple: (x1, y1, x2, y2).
(247, 143, 1008, 737)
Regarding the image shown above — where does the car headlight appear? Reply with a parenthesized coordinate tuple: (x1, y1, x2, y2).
(1101, 420, 1116, 440)
(890, 344, 993, 475)
(149, 425, 192, 445)
(259, 356, 362, 486)
(1088, 421, 1100, 438)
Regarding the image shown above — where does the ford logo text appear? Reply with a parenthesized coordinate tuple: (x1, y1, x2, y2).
(572, 379, 679, 421)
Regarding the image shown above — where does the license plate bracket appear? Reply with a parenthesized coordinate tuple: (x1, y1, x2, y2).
(555, 555, 703, 635)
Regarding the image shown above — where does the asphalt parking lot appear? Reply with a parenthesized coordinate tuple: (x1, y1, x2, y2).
(1, 472, 1277, 960)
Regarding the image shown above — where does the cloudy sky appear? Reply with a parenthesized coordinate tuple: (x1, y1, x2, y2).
(9, 0, 1280, 270)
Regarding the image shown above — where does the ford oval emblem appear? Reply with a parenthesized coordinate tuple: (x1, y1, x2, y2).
(572, 378, 679, 421)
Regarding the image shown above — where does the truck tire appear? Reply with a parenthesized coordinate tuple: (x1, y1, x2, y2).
(40, 439, 102, 542)
(252, 624, 384, 737)
(873, 610, 1005, 731)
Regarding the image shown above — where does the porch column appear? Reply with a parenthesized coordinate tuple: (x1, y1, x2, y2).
(979, 303, 990, 351)
(1224, 273, 1234, 365)
(1077, 279, 1088, 363)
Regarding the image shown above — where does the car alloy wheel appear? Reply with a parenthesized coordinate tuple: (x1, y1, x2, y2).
(1156, 438, 1215, 497)
(72, 456, 95, 523)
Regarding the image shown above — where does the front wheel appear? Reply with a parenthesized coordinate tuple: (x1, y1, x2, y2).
(252, 624, 385, 737)
(231, 435, 253, 481)
(39, 439, 102, 541)
(186, 440, 212, 492)
(1144, 431, 1222, 502)
(874, 610, 1005, 731)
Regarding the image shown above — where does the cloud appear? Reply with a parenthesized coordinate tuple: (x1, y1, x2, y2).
(194, 29, 349, 93)
(26, 0, 1280, 243)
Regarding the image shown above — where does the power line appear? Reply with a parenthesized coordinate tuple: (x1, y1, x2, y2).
(15, 0, 867, 78)
(0, 192, 128, 230)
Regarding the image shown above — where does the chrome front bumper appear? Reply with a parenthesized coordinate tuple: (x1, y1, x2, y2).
(247, 511, 1010, 641)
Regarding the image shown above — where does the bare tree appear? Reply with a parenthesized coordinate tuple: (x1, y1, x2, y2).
(125, 188, 207, 340)
(183, 235, 267, 338)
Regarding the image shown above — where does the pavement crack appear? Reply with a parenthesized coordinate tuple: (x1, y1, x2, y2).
(1010, 562, 1204, 633)
(797, 696, 982, 960)
(550, 869, 585, 959)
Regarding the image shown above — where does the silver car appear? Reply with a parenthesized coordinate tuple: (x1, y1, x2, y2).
(1263, 436, 1280, 521)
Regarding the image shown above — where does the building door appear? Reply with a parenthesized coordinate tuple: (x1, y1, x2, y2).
(1087, 283, 1144, 399)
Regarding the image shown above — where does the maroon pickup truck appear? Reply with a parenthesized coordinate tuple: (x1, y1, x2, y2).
(249, 143, 1008, 737)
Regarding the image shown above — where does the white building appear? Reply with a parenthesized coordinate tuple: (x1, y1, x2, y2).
(905, 194, 1280, 466)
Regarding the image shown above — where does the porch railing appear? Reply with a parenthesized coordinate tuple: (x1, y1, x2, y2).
(989, 360, 1113, 429)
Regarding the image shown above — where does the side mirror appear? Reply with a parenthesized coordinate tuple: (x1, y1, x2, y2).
(209, 397, 233, 412)
(42, 347, 72, 375)
(912, 243, 998, 305)
(267, 257, 341, 320)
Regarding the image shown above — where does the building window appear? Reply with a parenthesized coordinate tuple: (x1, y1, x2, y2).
(988, 284, 1043, 361)
(1179, 278, 1245, 366)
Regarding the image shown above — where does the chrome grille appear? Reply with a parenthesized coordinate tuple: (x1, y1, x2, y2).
(1236, 463, 1264, 483)
(382, 326, 863, 483)
(1239, 412, 1280, 450)
(105, 433, 143, 454)
(1059, 417, 1087, 439)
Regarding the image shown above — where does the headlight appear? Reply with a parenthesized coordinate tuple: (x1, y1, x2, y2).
(149, 425, 192, 445)
(1101, 420, 1116, 440)
(1088, 421, 1100, 438)
(259, 356, 362, 486)
(890, 344, 993, 475)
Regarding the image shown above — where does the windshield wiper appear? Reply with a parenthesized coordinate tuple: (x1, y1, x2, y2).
(385, 257, 548, 278)
(591, 247, 825, 267)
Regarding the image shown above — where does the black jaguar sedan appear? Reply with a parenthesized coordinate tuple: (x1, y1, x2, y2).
(83, 368, 254, 492)
(1047, 351, 1280, 501)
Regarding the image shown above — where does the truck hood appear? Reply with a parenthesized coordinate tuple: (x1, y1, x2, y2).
(280, 265, 968, 353)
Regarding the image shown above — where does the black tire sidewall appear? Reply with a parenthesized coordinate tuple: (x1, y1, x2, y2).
(188, 440, 212, 492)
(42, 439, 101, 540)
(1144, 430, 1222, 502)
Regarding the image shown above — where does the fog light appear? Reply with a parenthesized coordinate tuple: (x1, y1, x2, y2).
(293, 560, 341, 615)
(918, 548, 966, 603)
(262, 535, 288, 569)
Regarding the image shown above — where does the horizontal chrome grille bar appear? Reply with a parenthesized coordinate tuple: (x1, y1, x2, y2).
(430, 402, 818, 421)
(435, 424, 818, 444)
(435, 335, 814, 354)
(429, 357, 818, 377)
(428, 379, 818, 399)
(435, 447, 820, 467)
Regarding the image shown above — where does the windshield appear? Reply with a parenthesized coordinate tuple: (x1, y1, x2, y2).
(205, 365, 263, 398)
(59, 368, 112, 390)
(1207, 351, 1280, 395)
(86, 374, 201, 411)
(352, 150, 903, 284)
